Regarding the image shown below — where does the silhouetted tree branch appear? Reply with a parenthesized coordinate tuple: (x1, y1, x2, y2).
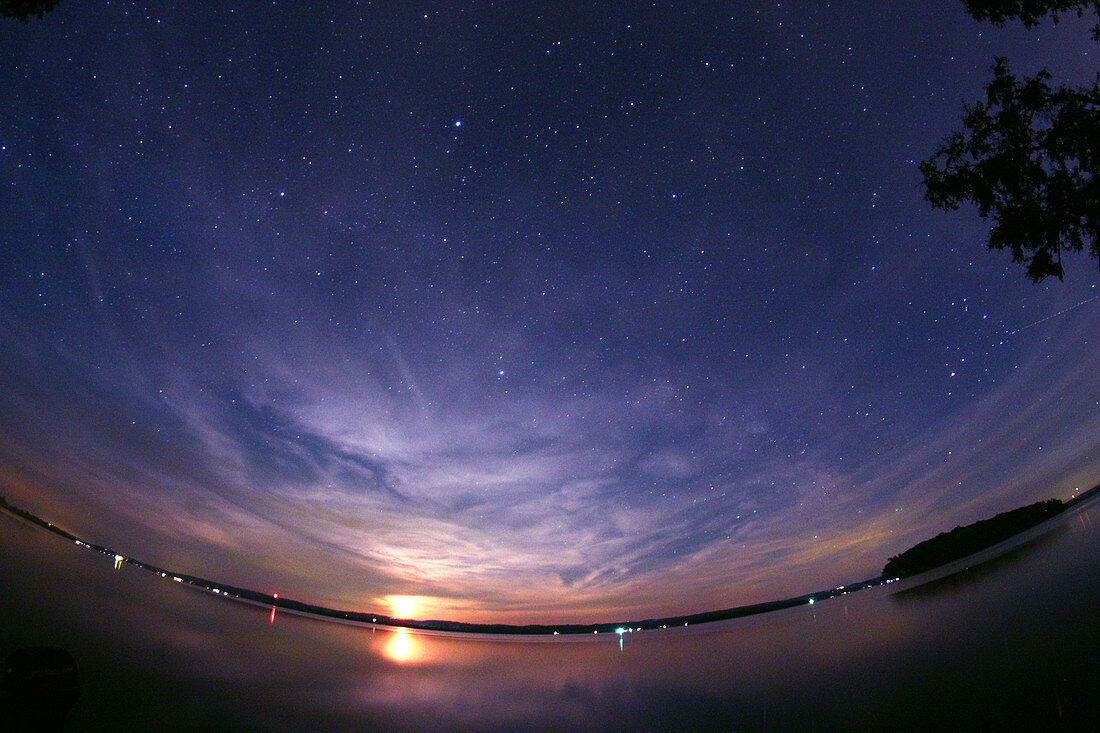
(921, 1, 1100, 281)
(962, 0, 1100, 38)
(0, 0, 61, 23)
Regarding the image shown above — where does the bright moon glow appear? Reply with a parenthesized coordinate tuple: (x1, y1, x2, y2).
(386, 595, 420, 619)
(1, 0, 1098, 630)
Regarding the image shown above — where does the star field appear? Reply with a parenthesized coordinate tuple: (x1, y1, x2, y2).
(0, 1, 1097, 622)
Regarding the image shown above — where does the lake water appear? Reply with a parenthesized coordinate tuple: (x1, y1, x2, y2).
(2, 497, 1098, 731)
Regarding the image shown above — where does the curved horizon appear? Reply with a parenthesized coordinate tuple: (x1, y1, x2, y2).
(6, 487, 1094, 632)
(1, 493, 888, 633)
(2, 2, 1099, 626)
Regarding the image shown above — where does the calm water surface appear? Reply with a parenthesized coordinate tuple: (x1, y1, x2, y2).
(2, 499, 1098, 731)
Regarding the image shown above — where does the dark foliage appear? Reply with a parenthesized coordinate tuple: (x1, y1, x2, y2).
(920, 60, 1100, 281)
(883, 499, 1064, 578)
(961, 0, 1100, 38)
(921, 1, 1100, 282)
(0, 0, 61, 22)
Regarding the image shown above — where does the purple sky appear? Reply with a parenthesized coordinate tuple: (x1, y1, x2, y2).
(1, 1, 1097, 623)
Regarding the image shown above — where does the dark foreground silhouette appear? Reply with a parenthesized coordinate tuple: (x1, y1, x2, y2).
(0, 0, 61, 22)
(0, 646, 79, 732)
(882, 497, 1074, 579)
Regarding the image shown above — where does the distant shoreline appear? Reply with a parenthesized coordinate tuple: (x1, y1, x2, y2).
(0, 494, 881, 634)
(3, 485, 1097, 635)
(883, 482, 1100, 580)
(883, 499, 1065, 579)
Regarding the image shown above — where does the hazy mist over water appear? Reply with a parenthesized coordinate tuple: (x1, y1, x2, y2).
(2, 496, 1098, 731)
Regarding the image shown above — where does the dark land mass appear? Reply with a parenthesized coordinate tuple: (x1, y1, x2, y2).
(0, 494, 879, 635)
(6, 485, 1097, 635)
(890, 521, 1067, 603)
(882, 497, 1072, 579)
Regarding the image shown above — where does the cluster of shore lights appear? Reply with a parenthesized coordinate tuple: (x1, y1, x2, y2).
(60, 526, 871, 635)
(73, 541, 456, 634)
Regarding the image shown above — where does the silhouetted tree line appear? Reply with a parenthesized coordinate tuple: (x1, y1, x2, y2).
(883, 498, 1064, 578)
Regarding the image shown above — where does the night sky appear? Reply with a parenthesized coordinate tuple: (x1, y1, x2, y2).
(1, 1, 1097, 624)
